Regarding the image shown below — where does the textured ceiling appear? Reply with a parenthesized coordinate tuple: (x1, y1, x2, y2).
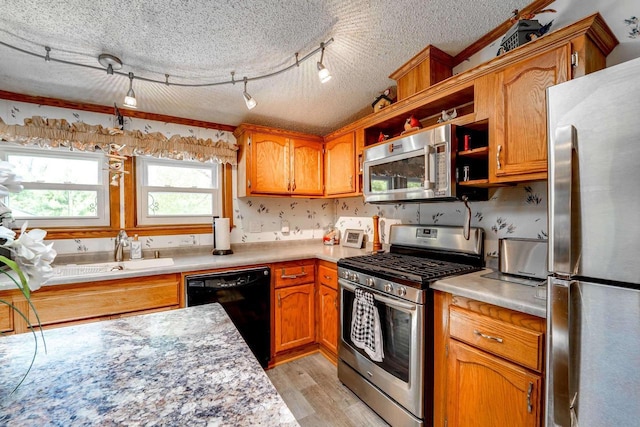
(0, 0, 532, 135)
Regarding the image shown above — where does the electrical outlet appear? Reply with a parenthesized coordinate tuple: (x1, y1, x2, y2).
(249, 221, 261, 233)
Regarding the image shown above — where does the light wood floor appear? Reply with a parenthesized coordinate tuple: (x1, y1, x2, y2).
(267, 353, 389, 427)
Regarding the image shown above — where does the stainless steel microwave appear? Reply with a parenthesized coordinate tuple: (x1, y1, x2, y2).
(363, 124, 457, 203)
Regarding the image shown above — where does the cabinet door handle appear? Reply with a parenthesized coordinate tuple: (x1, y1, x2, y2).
(277, 292, 281, 307)
(292, 180, 296, 191)
(281, 267, 307, 279)
(323, 274, 332, 280)
(287, 181, 291, 191)
(496, 145, 502, 170)
(334, 296, 338, 309)
(473, 329, 504, 343)
(526, 382, 533, 413)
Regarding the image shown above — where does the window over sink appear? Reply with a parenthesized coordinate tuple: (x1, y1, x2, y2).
(135, 156, 221, 226)
(0, 146, 109, 227)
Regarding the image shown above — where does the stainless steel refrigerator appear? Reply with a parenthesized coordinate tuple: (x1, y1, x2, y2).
(546, 57, 640, 426)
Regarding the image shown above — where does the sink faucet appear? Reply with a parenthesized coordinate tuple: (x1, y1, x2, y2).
(114, 230, 129, 262)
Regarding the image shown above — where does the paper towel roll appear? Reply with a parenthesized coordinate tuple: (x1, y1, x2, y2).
(214, 218, 231, 250)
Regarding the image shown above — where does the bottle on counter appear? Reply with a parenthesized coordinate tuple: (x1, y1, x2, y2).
(130, 234, 142, 260)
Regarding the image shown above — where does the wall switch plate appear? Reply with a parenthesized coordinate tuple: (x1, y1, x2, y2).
(281, 220, 290, 233)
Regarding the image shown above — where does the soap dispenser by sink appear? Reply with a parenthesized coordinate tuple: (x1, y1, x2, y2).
(130, 234, 142, 260)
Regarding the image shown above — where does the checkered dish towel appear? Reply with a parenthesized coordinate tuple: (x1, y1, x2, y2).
(350, 287, 384, 362)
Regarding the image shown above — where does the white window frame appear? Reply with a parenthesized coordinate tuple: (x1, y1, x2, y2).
(0, 145, 110, 228)
(136, 156, 221, 226)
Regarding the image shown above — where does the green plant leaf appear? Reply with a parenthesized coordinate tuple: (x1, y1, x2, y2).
(0, 254, 29, 298)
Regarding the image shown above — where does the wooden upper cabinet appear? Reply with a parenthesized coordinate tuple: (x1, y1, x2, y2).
(324, 132, 356, 196)
(492, 46, 570, 182)
(234, 124, 323, 197)
(291, 138, 323, 196)
(251, 132, 290, 194)
(389, 45, 453, 100)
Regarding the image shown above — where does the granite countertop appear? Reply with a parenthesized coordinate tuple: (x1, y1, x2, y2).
(0, 240, 369, 290)
(0, 239, 548, 317)
(0, 304, 299, 426)
(431, 269, 547, 318)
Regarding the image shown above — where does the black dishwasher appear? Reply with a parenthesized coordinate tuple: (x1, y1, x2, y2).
(185, 266, 271, 368)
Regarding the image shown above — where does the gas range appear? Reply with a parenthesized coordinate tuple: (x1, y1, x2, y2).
(337, 224, 484, 303)
(337, 224, 484, 427)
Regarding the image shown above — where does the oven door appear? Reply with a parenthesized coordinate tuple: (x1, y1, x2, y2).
(339, 279, 425, 418)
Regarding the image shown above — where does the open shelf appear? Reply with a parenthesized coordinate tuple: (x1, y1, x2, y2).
(458, 146, 489, 159)
(363, 84, 475, 147)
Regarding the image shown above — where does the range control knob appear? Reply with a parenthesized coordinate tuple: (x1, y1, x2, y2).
(365, 278, 375, 287)
(349, 272, 359, 283)
(341, 270, 349, 279)
(385, 283, 393, 293)
(398, 287, 407, 297)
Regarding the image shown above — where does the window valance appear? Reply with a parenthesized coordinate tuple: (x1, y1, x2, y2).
(0, 116, 238, 165)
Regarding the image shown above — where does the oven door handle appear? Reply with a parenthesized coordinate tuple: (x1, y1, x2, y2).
(340, 280, 416, 311)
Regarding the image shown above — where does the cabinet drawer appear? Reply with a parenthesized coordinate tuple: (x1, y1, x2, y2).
(275, 263, 315, 288)
(318, 264, 337, 290)
(449, 306, 544, 371)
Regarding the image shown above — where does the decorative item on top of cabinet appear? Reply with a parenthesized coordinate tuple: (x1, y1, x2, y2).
(324, 131, 357, 196)
(234, 124, 323, 197)
(371, 87, 394, 112)
(273, 261, 316, 358)
(445, 297, 545, 427)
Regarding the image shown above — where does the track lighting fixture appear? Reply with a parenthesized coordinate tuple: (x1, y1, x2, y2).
(243, 77, 257, 110)
(317, 42, 331, 83)
(98, 54, 123, 75)
(1, 37, 335, 109)
(123, 72, 137, 109)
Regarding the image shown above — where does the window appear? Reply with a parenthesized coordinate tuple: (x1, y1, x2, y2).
(0, 146, 110, 227)
(136, 157, 220, 226)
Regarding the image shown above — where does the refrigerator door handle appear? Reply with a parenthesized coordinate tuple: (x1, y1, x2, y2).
(549, 125, 576, 276)
(547, 277, 572, 427)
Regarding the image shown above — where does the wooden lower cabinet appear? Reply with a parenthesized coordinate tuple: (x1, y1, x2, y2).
(0, 298, 15, 332)
(447, 339, 543, 427)
(274, 282, 316, 353)
(2, 274, 180, 333)
(317, 262, 339, 358)
(317, 284, 338, 355)
(434, 292, 546, 427)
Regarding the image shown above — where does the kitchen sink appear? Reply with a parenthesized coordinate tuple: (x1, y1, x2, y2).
(53, 258, 174, 277)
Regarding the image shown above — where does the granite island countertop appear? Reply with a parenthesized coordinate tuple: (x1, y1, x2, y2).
(0, 304, 299, 426)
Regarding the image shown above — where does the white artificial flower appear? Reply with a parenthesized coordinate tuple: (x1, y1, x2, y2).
(0, 225, 16, 243)
(1, 222, 57, 291)
(0, 161, 23, 196)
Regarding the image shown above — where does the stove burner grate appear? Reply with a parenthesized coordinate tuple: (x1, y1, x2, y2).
(339, 253, 480, 284)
